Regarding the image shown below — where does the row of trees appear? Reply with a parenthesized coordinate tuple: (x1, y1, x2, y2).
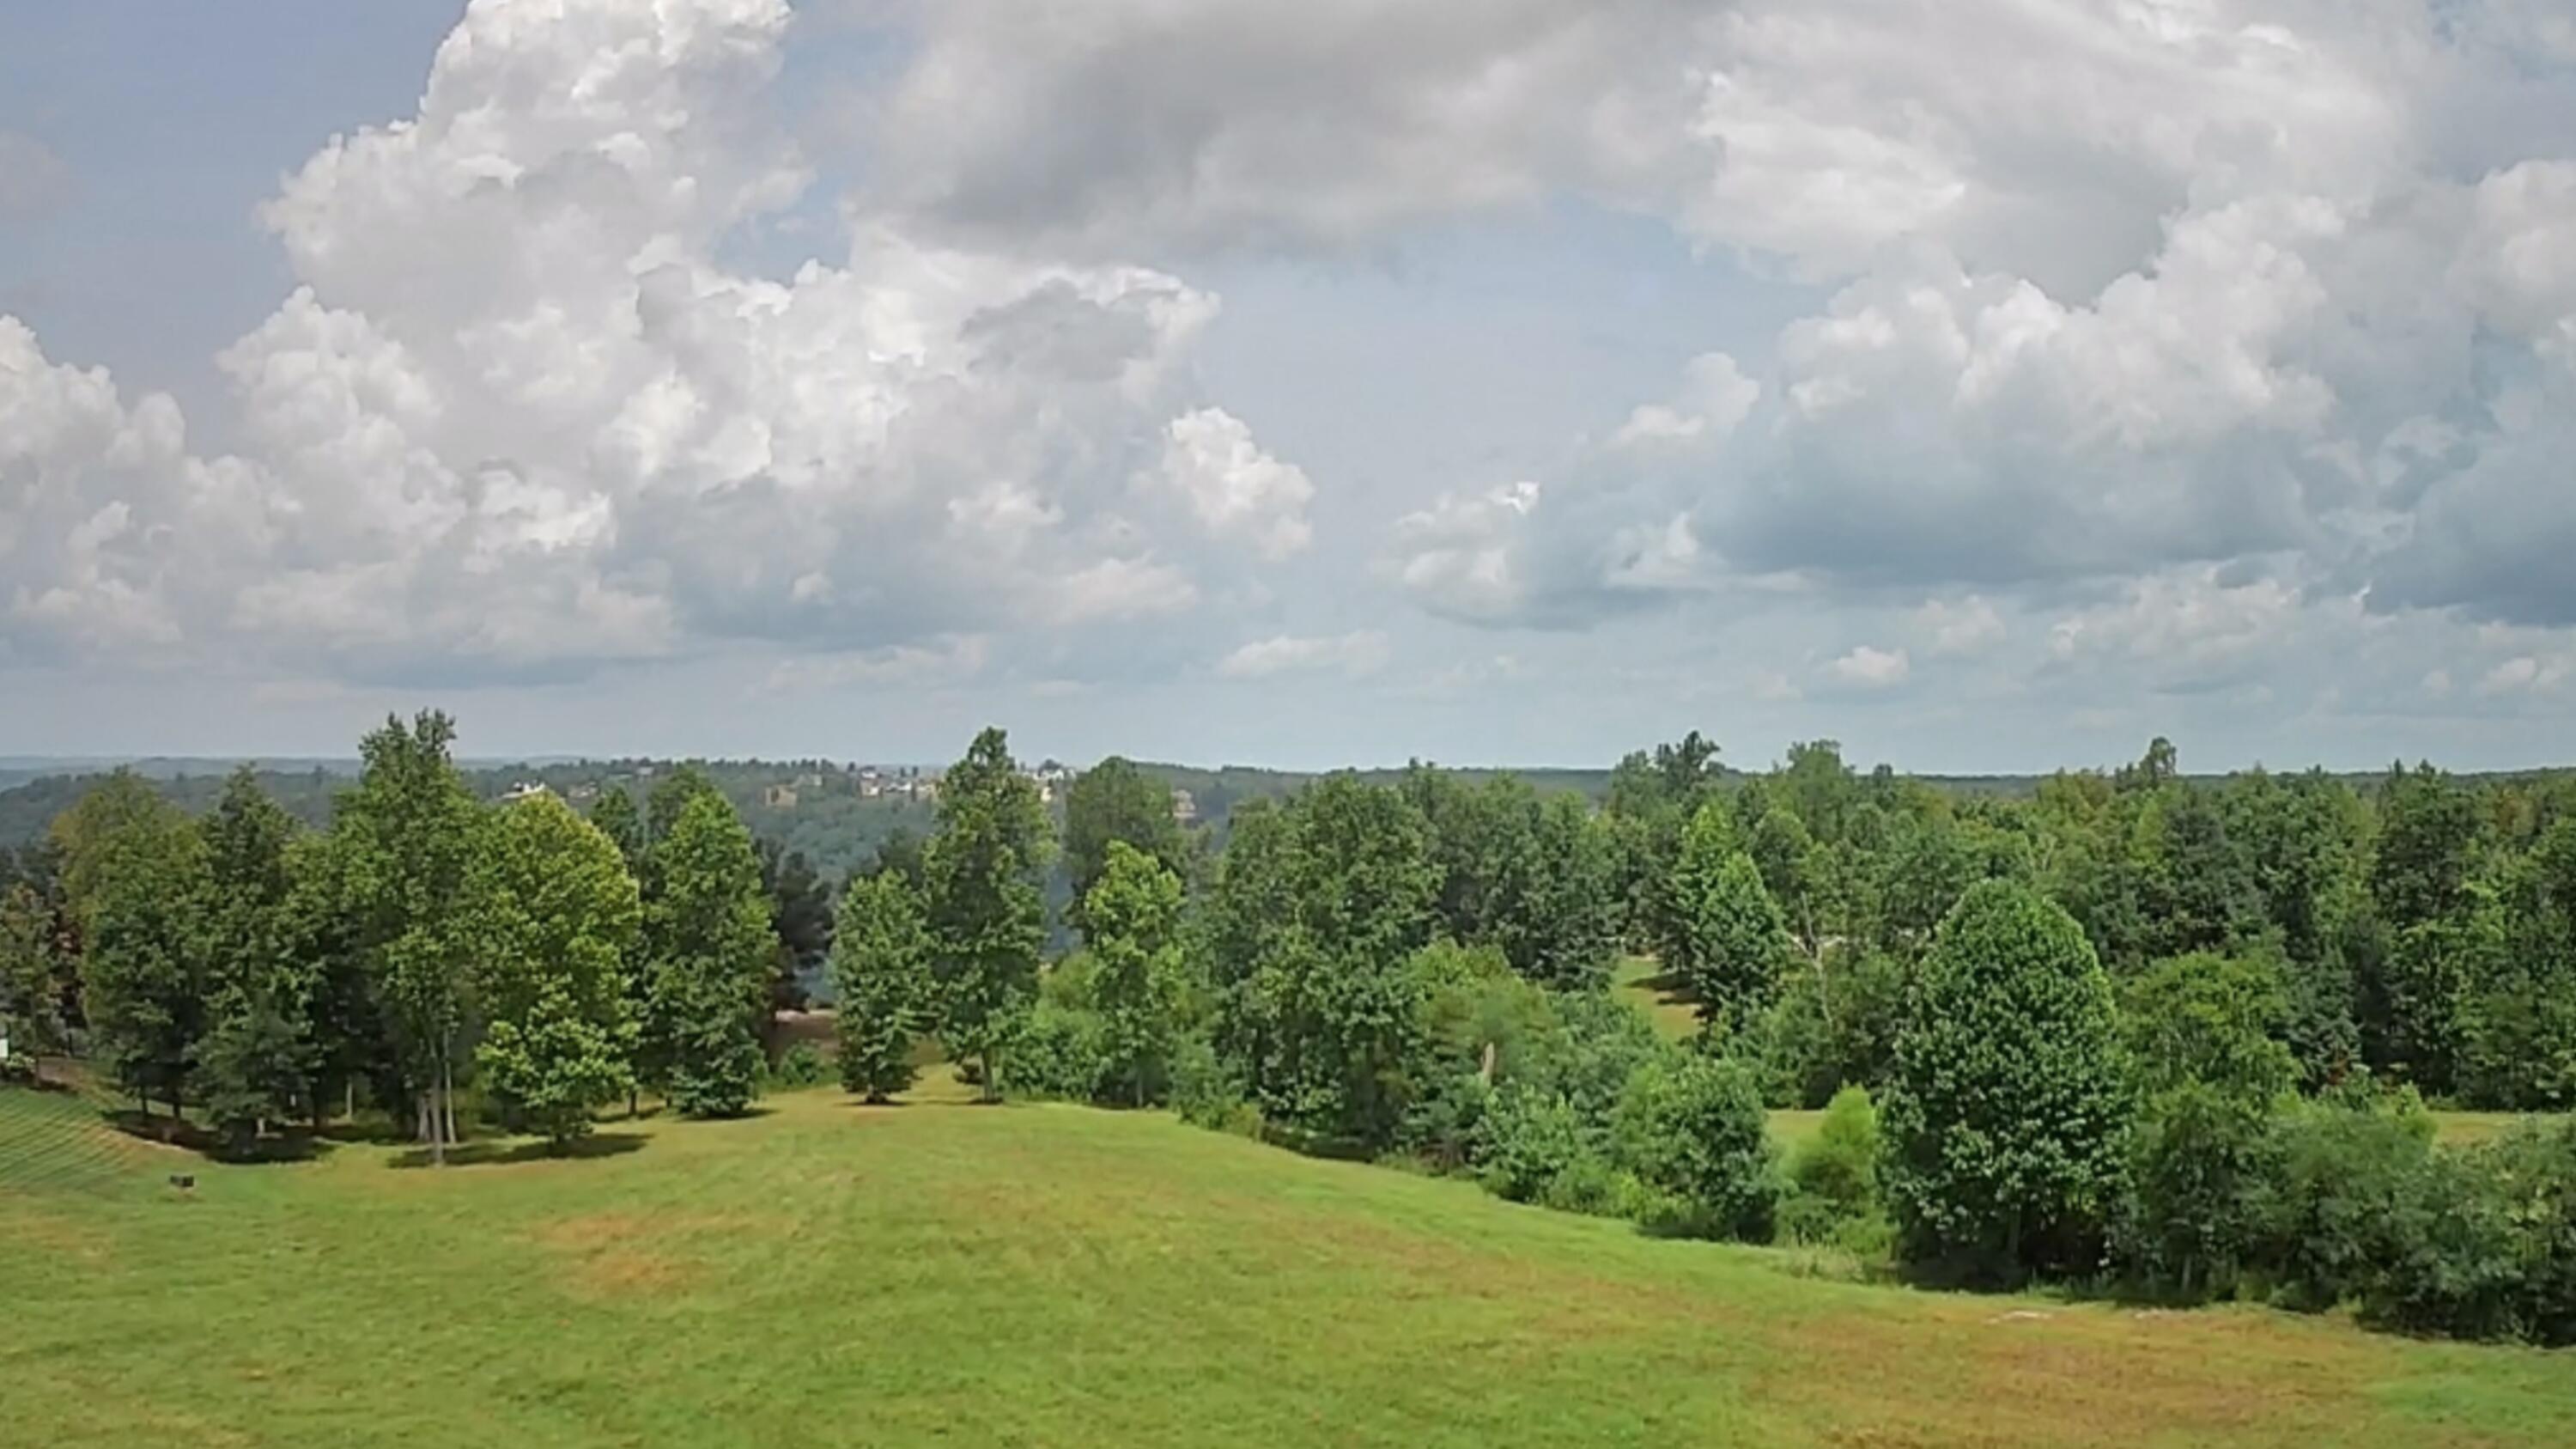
(0, 713, 812, 1154)
(807, 730, 2573, 1345)
(1607, 735, 2576, 1113)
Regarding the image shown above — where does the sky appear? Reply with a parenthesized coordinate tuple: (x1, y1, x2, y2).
(4, 0, 2576, 774)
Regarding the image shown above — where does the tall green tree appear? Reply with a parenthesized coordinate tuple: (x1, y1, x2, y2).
(65, 774, 210, 1115)
(196, 768, 313, 1146)
(1062, 757, 1189, 910)
(1206, 775, 1437, 1147)
(475, 794, 640, 1148)
(1605, 731, 1723, 956)
(1667, 802, 1793, 1032)
(758, 837, 833, 1019)
(0, 882, 70, 1083)
(829, 872, 933, 1102)
(333, 712, 490, 1161)
(1085, 841, 1187, 1105)
(1883, 880, 2131, 1284)
(923, 728, 1050, 1100)
(587, 785, 645, 869)
(641, 792, 773, 1118)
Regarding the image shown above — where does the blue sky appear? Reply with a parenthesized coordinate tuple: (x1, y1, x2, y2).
(4, 1, 2575, 773)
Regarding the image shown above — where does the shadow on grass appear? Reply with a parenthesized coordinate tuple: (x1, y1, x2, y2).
(388, 1130, 648, 1170)
(1632, 967, 1695, 1001)
(100, 1110, 341, 1164)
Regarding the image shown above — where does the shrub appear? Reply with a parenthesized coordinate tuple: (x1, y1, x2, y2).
(2355, 1144, 2524, 1340)
(1883, 880, 2130, 1285)
(2120, 1081, 2281, 1302)
(1005, 1002, 1106, 1101)
(1612, 1055, 1777, 1242)
(1789, 1084, 1880, 1218)
(767, 1041, 829, 1089)
(2257, 1084, 2435, 1313)
(1474, 1086, 1589, 1204)
(2490, 1119, 2576, 1346)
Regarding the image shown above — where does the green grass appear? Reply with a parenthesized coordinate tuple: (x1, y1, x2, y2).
(1611, 953, 1700, 1042)
(7, 1083, 2573, 1448)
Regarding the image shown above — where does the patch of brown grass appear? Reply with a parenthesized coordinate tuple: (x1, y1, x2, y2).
(525, 1209, 786, 1300)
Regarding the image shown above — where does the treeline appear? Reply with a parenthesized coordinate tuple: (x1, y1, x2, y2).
(7, 721, 2573, 1343)
(822, 730, 2575, 1345)
(0, 713, 833, 1155)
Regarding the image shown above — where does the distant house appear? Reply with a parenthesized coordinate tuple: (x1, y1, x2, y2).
(567, 782, 598, 803)
(500, 781, 550, 805)
(1170, 788, 1198, 825)
(762, 783, 799, 809)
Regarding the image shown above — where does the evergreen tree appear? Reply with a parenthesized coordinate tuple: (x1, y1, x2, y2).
(475, 794, 640, 1148)
(642, 791, 773, 1117)
(1085, 841, 1187, 1105)
(829, 872, 933, 1101)
(923, 728, 1049, 1100)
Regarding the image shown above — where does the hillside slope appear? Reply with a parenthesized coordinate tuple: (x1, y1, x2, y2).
(4, 1088, 2570, 1448)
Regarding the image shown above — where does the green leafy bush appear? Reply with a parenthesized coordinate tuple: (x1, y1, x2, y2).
(2120, 1080, 2281, 1302)
(767, 1041, 829, 1089)
(1474, 1086, 1590, 1204)
(1612, 1055, 1777, 1242)
(2256, 1084, 2436, 1313)
(1005, 1002, 1106, 1102)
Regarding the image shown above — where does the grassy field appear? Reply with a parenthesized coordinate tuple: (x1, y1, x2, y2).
(7, 1082, 2573, 1448)
(1612, 953, 1700, 1041)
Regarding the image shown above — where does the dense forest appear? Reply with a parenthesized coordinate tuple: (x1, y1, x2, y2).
(4, 719, 2573, 1345)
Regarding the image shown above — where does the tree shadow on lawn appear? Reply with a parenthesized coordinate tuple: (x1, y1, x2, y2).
(387, 1130, 648, 1170)
(102, 1109, 341, 1164)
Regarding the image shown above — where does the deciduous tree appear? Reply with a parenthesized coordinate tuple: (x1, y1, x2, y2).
(829, 872, 932, 1102)
(1884, 880, 2131, 1284)
(642, 792, 773, 1118)
(1085, 841, 1187, 1105)
(476, 794, 639, 1148)
(923, 728, 1049, 1100)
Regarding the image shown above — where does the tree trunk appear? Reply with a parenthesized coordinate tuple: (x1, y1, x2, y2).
(440, 1050, 457, 1158)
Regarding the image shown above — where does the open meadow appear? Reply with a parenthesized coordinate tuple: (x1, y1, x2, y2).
(7, 1082, 2571, 1449)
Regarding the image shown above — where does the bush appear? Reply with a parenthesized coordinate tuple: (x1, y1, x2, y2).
(2356, 1145, 2523, 1340)
(2256, 1084, 2435, 1313)
(1789, 1085, 1880, 1217)
(2120, 1081, 2281, 1302)
(1612, 1055, 1777, 1242)
(767, 1041, 829, 1089)
(1884, 880, 2130, 1285)
(1474, 1086, 1590, 1204)
(2490, 1119, 2576, 1346)
(1005, 1002, 1106, 1101)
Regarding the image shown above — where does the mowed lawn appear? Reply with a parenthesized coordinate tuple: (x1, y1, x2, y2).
(6, 1085, 2573, 1449)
